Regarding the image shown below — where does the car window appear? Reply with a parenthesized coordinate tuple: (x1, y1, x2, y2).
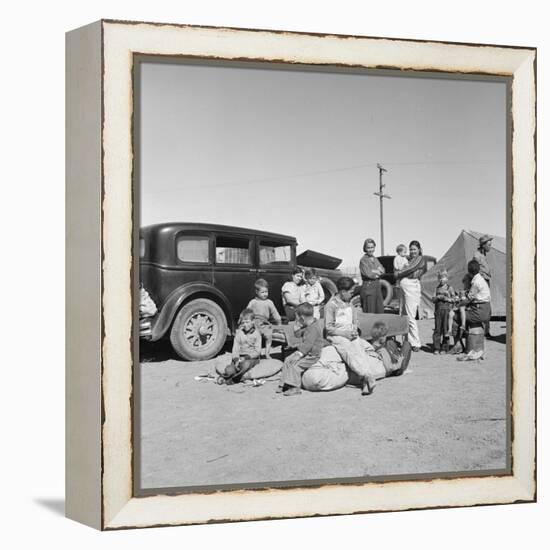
(259, 242, 292, 265)
(176, 235, 210, 263)
(216, 236, 251, 265)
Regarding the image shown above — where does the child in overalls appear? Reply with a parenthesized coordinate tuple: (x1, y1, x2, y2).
(432, 270, 456, 354)
(247, 278, 282, 358)
(299, 268, 325, 319)
(224, 308, 261, 383)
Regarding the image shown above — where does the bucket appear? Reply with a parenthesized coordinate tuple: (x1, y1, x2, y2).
(467, 326, 485, 354)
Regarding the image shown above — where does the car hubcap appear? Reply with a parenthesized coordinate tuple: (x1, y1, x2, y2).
(184, 312, 217, 349)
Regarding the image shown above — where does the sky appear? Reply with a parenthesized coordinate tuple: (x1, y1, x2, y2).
(138, 61, 507, 269)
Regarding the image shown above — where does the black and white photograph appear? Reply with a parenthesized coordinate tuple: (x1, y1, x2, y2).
(136, 58, 510, 492)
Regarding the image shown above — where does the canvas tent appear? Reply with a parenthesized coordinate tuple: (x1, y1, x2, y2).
(420, 230, 507, 319)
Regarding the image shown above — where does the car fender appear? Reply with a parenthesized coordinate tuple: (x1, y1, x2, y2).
(319, 277, 337, 301)
(150, 283, 234, 341)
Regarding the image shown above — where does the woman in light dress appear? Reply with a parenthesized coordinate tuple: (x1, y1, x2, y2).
(395, 240, 426, 351)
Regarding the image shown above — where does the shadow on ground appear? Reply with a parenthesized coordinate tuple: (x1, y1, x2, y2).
(490, 328, 507, 345)
(140, 338, 285, 364)
(34, 498, 65, 516)
(140, 339, 181, 363)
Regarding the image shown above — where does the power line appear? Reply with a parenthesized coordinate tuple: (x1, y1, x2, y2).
(383, 159, 499, 167)
(184, 162, 379, 190)
(181, 158, 500, 191)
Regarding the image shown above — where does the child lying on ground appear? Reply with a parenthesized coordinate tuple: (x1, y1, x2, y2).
(369, 321, 412, 377)
(247, 278, 282, 358)
(299, 321, 412, 393)
(276, 303, 325, 396)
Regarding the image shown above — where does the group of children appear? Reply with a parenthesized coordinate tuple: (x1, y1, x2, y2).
(230, 269, 325, 379)
(281, 268, 325, 320)
(431, 270, 468, 354)
(276, 276, 410, 396)
(230, 273, 410, 396)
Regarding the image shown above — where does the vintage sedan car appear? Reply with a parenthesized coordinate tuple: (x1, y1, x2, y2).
(139, 223, 346, 361)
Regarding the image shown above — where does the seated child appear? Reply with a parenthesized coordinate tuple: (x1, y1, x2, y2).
(299, 268, 325, 319)
(281, 268, 304, 321)
(324, 276, 376, 395)
(226, 308, 261, 383)
(276, 303, 325, 396)
(247, 278, 282, 358)
(431, 269, 456, 354)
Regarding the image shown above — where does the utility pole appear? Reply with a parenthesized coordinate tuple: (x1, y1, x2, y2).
(374, 163, 391, 255)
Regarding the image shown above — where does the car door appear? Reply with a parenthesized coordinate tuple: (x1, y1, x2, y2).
(256, 237, 294, 316)
(213, 232, 257, 327)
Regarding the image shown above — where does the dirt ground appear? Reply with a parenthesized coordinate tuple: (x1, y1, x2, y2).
(138, 320, 509, 490)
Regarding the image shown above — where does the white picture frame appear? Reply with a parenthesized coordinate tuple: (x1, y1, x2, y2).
(66, 19, 536, 530)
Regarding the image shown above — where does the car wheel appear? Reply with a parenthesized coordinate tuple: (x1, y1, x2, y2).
(170, 298, 228, 361)
(351, 282, 394, 309)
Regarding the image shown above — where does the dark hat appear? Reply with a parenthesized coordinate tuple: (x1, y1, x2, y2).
(479, 234, 493, 245)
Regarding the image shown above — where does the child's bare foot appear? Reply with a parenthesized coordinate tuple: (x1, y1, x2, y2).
(283, 387, 301, 396)
(265, 353, 272, 359)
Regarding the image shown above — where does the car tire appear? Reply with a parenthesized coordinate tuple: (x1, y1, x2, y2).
(380, 279, 394, 306)
(350, 281, 394, 309)
(170, 298, 228, 361)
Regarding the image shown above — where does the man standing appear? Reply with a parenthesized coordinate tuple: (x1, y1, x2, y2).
(472, 234, 493, 337)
